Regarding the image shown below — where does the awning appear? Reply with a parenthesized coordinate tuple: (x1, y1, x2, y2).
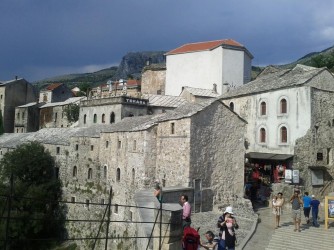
(246, 152, 294, 161)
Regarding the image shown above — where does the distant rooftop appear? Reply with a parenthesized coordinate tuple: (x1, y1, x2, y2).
(40, 96, 85, 108)
(182, 86, 220, 98)
(142, 94, 188, 108)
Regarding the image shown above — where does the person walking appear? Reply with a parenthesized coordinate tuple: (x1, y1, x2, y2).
(302, 192, 312, 224)
(180, 194, 191, 229)
(310, 195, 320, 227)
(273, 192, 284, 228)
(217, 206, 239, 250)
(290, 191, 303, 232)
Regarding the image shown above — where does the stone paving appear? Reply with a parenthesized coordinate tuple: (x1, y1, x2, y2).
(244, 205, 334, 250)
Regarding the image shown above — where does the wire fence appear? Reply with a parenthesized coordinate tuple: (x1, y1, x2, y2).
(0, 184, 178, 250)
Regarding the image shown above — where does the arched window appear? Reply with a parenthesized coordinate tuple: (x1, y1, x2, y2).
(132, 168, 135, 184)
(280, 98, 287, 114)
(110, 112, 115, 124)
(260, 102, 266, 116)
(260, 128, 266, 143)
(104, 165, 107, 179)
(102, 114, 105, 123)
(116, 168, 121, 182)
(229, 102, 234, 111)
(93, 114, 97, 123)
(84, 114, 87, 124)
(88, 168, 93, 179)
(73, 166, 77, 177)
(280, 126, 287, 143)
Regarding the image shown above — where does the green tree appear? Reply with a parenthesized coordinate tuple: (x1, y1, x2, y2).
(63, 104, 80, 123)
(0, 142, 65, 250)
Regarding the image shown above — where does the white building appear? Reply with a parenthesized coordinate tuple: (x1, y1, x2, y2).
(165, 39, 253, 96)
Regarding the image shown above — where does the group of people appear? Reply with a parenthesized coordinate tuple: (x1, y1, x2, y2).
(272, 191, 321, 232)
(180, 194, 238, 250)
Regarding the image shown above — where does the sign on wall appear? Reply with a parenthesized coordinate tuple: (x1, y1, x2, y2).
(325, 196, 334, 229)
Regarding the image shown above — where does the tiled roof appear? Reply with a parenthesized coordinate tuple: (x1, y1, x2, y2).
(182, 86, 220, 98)
(220, 65, 326, 99)
(166, 39, 243, 55)
(142, 94, 188, 108)
(40, 96, 85, 108)
(46, 83, 63, 91)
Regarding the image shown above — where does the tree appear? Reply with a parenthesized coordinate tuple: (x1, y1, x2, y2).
(63, 103, 80, 123)
(0, 142, 65, 250)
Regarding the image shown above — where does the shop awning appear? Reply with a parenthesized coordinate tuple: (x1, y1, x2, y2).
(246, 152, 294, 161)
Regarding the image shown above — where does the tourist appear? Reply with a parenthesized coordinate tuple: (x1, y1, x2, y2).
(153, 180, 162, 203)
(217, 206, 238, 250)
(273, 192, 284, 228)
(290, 191, 303, 232)
(200, 230, 218, 250)
(180, 194, 191, 229)
(302, 192, 311, 224)
(310, 195, 320, 227)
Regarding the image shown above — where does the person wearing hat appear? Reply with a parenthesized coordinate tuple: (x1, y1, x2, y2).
(310, 195, 320, 227)
(217, 206, 239, 250)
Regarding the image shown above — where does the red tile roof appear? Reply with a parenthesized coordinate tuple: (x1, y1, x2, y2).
(46, 83, 63, 90)
(166, 39, 244, 55)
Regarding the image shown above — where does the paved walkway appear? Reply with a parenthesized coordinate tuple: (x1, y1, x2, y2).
(244, 206, 334, 250)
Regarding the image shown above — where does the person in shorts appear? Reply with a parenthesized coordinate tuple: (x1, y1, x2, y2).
(290, 191, 303, 232)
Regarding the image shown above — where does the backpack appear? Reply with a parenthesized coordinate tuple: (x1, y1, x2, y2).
(182, 226, 200, 250)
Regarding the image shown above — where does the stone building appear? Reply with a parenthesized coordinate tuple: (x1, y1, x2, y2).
(180, 86, 220, 103)
(39, 83, 73, 103)
(14, 102, 44, 133)
(90, 79, 141, 99)
(141, 63, 166, 95)
(221, 64, 334, 197)
(165, 39, 253, 96)
(39, 97, 85, 129)
(0, 99, 246, 249)
(0, 78, 37, 133)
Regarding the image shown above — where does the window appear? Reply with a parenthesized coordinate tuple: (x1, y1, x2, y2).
(280, 126, 287, 143)
(118, 140, 122, 149)
(170, 122, 175, 134)
(114, 204, 119, 214)
(17, 112, 20, 120)
(102, 114, 105, 123)
(85, 199, 90, 208)
(229, 102, 234, 111)
(71, 197, 76, 203)
(75, 144, 79, 151)
(73, 166, 77, 177)
(311, 169, 324, 185)
(317, 152, 323, 161)
(132, 168, 135, 184)
(133, 140, 137, 151)
(88, 168, 93, 179)
(280, 98, 287, 114)
(260, 128, 266, 143)
(91, 145, 94, 151)
(260, 102, 266, 116)
(93, 114, 97, 123)
(84, 114, 87, 124)
(104, 165, 107, 179)
(22, 112, 25, 120)
(55, 167, 59, 179)
(54, 112, 58, 122)
(116, 168, 121, 182)
(56, 147, 60, 154)
(106, 141, 109, 148)
(110, 112, 115, 124)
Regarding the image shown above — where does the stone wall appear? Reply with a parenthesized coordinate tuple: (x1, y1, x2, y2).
(141, 67, 166, 95)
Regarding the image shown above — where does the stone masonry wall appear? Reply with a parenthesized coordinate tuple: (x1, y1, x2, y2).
(141, 68, 166, 95)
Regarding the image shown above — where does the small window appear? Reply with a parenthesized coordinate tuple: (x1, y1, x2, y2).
(106, 141, 109, 148)
(317, 153, 323, 161)
(260, 102, 266, 116)
(71, 197, 76, 203)
(104, 165, 107, 179)
(132, 168, 135, 184)
(75, 144, 79, 151)
(91, 145, 94, 151)
(73, 166, 77, 177)
(84, 114, 87, 124)
(102, 114, 105, 123)
(22, 112, 25, 120)
(110, 112, 115, 124)
(116, 168, 121, 182)
(55, 167, 59, 179)
(17, 112, 20, 120)
(229, 102, 234, 111)
(114, 204, 119, 214)
(54, 112, 58, 122)
(133, 140, 137, 151)
(56, 147, 60, 154)
(280, 98, 287, 114)
(260, 128, 266, 143)
(118, 140, 122, 149)
(85, 199, 90, 208)
(88, 168, 93, 179)
(0, 94, 2, 99)
(170, 122, 175, 134)
(311, 169, 324, 185)
(93, 114, 97, 123)
(280, 126, 287, 143)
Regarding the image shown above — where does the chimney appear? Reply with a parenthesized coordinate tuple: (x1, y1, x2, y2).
(222, 82, 230, 94)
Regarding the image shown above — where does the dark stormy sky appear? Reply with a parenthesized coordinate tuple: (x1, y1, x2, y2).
(1, 0, 334, 81)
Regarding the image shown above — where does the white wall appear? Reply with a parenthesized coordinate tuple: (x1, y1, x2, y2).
(223, 86, 312, 155)
(222, 48, 247, 89)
